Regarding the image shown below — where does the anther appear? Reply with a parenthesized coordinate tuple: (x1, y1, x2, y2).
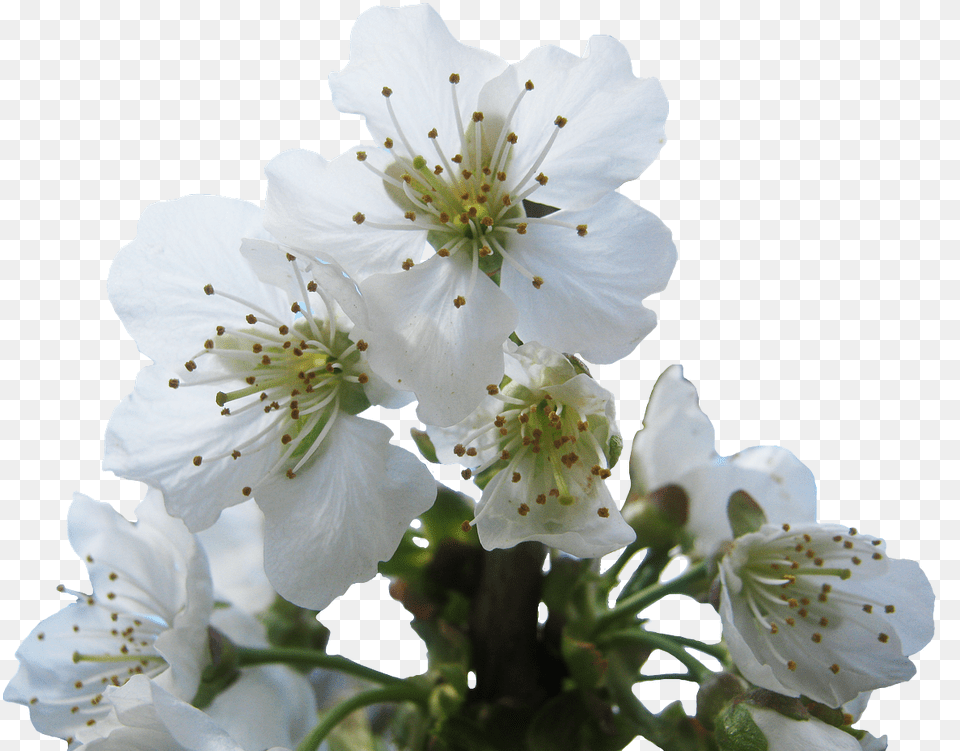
(434, 165, 443, 175)
(291, 302, 301, 313)
(516, 223, 527, 235)
(878, 633, 889, 643)
(192, 456, 202, 466)
(532, 276, 544, 289)
(381, 86, 392, 97)
(554, 116, 568, 128)
(598, 507, 610, 518)
(279, 325, 289, 335)
(472, 111, 484, 122)
(242, 487, 252, 496)
(356, 151, 367, 161)
(466, 447, 477, 456)
(830, 664, 840, 674)
(216, 326, 225, 335)
(353, 212, 365, 225)
(252, 343, 263, 353)
(577, 225, 588, 237)
(286, 469, 296, 479)
(497, 171, 507, 181)
(402, 258, 415, 270)
(427, 128, 438, 139)
(307, 281, 318, 292)
(185, 360, 197, 371)
(169, 379, 179, 389)
(507, 133, 518, 144)
(480, 216, 493, 227)
(525, 80, 534, 90)
(535, 172, 548, 185)
(479, 246, 492, 257)
(487, 385, 499, 395)
(863, 604, 873, 613)
(518, 503, 530, 516)
(885, 605, 896, 613)
(449, 73, 460, 84)
(204, 339, 214, 349)
(245, 314, 257, 324)
(462, 468, 472, 480)
(404, 211, 417, 221)
(384, 137, 393, 148)
(204, 284, 214, 295)
(438, 248, 450, 257)
(461, 520, 471, 533)
(512, 472, 521, 483)
(453, 296, 466, 308)
(231, 450, 241, 459)
(462, 169, 472, 179)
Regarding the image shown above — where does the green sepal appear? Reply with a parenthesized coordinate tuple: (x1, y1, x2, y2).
(410, 428, 440, 464)
(607, 433, 623, 469)
(258, 595, 330, 654)
(727, 490, 768, 539)
(715, 702, 770, 751)
(561, 634, 609, 691)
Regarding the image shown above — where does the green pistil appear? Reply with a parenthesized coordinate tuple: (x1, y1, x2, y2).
(217, 384, 267, 406)
(782, 567, 852, 581)
(73, 651, 165, 665)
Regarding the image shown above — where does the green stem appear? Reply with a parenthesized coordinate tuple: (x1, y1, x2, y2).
(235, 646, 401, 687)
(598, 560, 709, 629)
(295, 684, 426, 751)
(603, 540, 646, 585)
(616, 547, 671, 604)
(635, 672, 698, 683)
(598, 630, 714, 682)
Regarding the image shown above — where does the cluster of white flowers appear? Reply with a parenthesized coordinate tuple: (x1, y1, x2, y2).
(6, 5, 933, 750)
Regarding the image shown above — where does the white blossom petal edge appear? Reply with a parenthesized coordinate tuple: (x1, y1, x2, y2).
(3, 490, 213, 748)
(79, 675, 290, 751)
(718, 521, 935, 708)
(742, 705, 863, 751)
(629, 365, 818, 557)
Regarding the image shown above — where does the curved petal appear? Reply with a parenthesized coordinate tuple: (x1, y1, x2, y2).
(206, 608, 315, 750)
(329, 4, 507, 160)
(255, 414, 436, 610)
(264, 148, 429, 281)
(744, 706, 863, 751)
(108, 195, 286, 366)
(196, 502, 274, 615)
(629, 365, 718, 496)
(479, 36, 668, 210)
(359, 254, 517, 427)
(104, 364, 282, 532)
(502, 191, 676, 364)
(475, 452, 634, 558)
(681, 447, 818, 558)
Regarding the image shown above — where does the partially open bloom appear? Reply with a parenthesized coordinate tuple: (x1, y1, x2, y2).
(78, 675, 291, 751)
(718, 522, 935, 708)
(3, 491, 213, 748)
(629, 365, 819, 557)
(104, 195, 436, 609)
(264, 4, 676, 425)
(431, 342, 634, 556)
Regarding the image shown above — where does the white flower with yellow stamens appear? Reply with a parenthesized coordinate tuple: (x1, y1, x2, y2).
(717, 521, 935, 708)
(103, 195, 436, 610)
(3, 491, 213, 748)
(264, 4, 676, 426)
(430, 342, 634, 556)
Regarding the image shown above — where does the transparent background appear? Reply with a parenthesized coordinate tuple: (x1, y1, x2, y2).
(2, 0, 955, 747)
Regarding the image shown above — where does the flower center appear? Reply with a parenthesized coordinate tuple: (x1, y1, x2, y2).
(456, 382, 612, 522)
(169, 261, 372, 493)
(352, 75, 589, 307)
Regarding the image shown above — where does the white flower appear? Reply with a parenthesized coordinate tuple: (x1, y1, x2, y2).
(103, 195, 437, 610)
(628, 365, 819, 557)
(3, 491, 213, 748)
(263, 4, 676, 426)
(736, 704, 864, 751)
(431, 342, 634, 557)
(718, 522, 935, 708)
(77, 675, 290, 751)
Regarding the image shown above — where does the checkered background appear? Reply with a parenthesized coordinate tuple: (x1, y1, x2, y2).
(2, 0, 955, 747)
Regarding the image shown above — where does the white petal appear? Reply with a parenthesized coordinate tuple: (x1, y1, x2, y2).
(480, 36, 668, 210)
(503, 340, 577, 389)
(108, 195, 286, 366)
(744, 706, 863, 751)
(264, 147, 428, 281)
(329, 4, 507, 160)
(629, 365, 718, 496)
(104, 364, 282, 532)
(82, 675, 254, 751)
(682, 446, 818, 557)
(476, 454, 634, 558)
(196, 503, 274, 615)
(206, 609, 315, 750)
(255, 414, 436, 610)
(359, 253, 518, 427)
(502, 191, 676, 364)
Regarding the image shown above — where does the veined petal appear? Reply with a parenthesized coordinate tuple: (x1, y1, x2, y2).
(81, 675, 262, 751)
(255, 414, 436, 610)
(743, 705, 863, 751)
(329, 4, 507, 160)
(475, 452, 634, 558)
(682, 446, 818, 557)
(104, 365, 282, 532)
(502, 191, 676, 364)
(264, 148, 428, 281)
(719, 523, 935, 708)
(359, 253, 518, 427)
(108, 195, 286, 366)
(479, 36, 668, 210)
(629, 365, 718, 497)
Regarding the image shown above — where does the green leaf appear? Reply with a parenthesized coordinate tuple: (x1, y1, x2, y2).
(727, 490, 767, 539)
(715, 703, 769, 751)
